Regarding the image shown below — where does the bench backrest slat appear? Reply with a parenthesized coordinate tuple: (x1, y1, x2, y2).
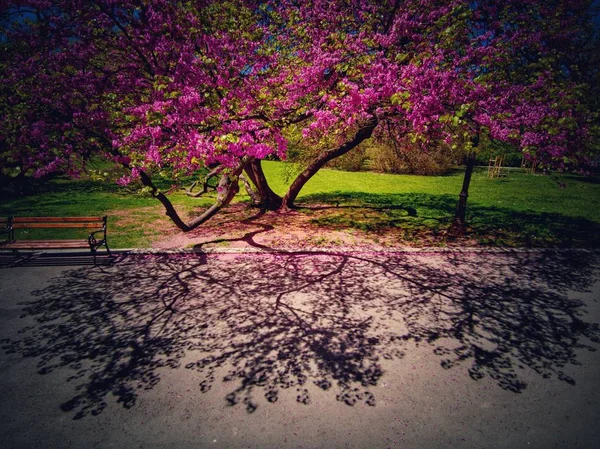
(12, 223, 104, 229)
(12, 217, 104, 223)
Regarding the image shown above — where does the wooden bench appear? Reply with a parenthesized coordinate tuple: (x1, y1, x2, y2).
(0, 216, 111, 261)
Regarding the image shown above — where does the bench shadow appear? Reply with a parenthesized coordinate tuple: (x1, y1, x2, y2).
(0, 252, 117, 268)
(1, 247, 599, 419)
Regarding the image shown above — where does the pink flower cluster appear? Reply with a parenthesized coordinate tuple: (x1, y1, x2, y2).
(1, 0, 592, 181)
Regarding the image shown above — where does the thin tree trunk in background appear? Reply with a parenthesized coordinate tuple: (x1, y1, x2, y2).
(282, 118, 378, 209)
(451, 134, 479, 234)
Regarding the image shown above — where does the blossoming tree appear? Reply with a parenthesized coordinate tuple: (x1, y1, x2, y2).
(1, 0, 594, 232)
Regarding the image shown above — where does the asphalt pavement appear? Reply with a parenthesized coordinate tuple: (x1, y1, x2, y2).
(0, 248, 599, 449)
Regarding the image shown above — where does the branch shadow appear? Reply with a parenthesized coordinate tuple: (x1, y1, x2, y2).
(1, 247, 599, 419)
(192, 213, 276, 252)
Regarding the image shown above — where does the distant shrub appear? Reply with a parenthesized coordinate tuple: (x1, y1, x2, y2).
(326, 145, 368, 171)
(367, 140, 459, 175)
(284, 124, 369, 172)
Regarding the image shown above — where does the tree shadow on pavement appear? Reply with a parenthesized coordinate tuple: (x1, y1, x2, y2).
(1, 248, 599, 419)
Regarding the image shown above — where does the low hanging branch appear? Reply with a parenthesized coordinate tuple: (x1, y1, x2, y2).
(185, 158, 281, 209)
(449, 132, 480, 236)
(185, 165, 222, 198)
(282, 117, 378, 209)
(138, 157, 252, 232)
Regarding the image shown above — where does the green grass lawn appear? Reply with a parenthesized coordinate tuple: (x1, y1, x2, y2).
(264, 161, 600, 247)
(1, 160, 599, 248)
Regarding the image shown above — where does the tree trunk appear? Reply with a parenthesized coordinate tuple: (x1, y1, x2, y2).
(138, 157, 250, 232)
(239, 173, 262, 205)
(281, 118, 378, 209)
(451, 136, 479, 235)
(243, 159, 282, 209)
(138, 117, 379, 229)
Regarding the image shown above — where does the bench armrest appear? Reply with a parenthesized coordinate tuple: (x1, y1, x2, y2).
(88, 228, 105, 242)
(88, 217, 108, 251)
(1, 216, 15, 242)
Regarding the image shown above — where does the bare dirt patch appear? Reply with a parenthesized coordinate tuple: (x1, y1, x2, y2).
(150, 202, 475, 251)
(109, 206, 181, 243)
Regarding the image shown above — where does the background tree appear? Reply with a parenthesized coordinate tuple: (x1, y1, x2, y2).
(264, 0, 594, 218)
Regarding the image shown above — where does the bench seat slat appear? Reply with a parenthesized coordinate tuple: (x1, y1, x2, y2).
(1, 240, 89, 249)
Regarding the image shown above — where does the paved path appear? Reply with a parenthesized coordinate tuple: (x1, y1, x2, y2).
(1, 249, 599, 449)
